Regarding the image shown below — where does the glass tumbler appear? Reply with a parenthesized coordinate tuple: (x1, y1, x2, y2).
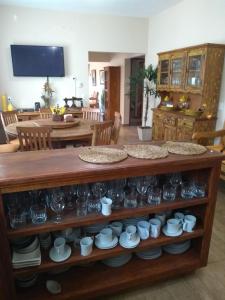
(193, 182, 206, 198)
(147, 186, 162, 205)
(30, 204, 47, 224)
(8, 208, 27, 229)
(163, 183, 177, 201)
(124, 186, 137, 208)
(181, 182, 194, 199)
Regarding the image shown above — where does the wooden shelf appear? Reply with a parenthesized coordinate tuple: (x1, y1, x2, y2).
(13, 226, 204, 277)
(7, 198, 208, 239)
(16, 249, 201, 300)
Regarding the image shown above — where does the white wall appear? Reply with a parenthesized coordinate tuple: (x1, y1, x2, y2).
(0, 5, 148, 109)
(147, 0, 225, 129)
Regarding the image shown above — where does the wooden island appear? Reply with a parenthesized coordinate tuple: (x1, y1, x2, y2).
(0, 145, 224, 300)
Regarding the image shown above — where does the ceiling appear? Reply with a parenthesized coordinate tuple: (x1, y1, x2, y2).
(0, 0, 183, 17)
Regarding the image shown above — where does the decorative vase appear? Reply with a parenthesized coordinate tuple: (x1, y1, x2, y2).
(137, 126, 152, 141)
(52, 114, 64, 122)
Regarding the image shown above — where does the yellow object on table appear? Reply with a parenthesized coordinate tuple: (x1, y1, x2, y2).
(7, 100, 14, 111)
(1, 95, 8, 111)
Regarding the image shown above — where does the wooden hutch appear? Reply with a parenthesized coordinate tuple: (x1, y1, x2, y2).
(153, 43, 225, 141)
(0, 147, 224, 299)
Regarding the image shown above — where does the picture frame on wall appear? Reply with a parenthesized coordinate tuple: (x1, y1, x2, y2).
(99, 70, 105, 85)
(91, 70, 96, 86)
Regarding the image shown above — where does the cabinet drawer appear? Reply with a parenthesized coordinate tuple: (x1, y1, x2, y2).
(177, 118, 194, 128)
(164, 116, 177, 126)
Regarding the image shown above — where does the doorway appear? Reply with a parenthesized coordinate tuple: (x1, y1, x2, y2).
(129, 56, 145, 126)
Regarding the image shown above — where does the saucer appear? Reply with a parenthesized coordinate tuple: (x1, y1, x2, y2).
(49, 245, 71, 262)
(162, 226, 183, 237)
(95, 236, 118, 250)
(119, 232, 140, 249)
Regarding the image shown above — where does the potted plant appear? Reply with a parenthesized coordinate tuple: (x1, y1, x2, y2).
(130, 64, 158, 141)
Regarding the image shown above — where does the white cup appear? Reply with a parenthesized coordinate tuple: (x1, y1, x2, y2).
(137, 221, 150, 240)
(54, 237, 66, 257)
(100, 197, 112, 216)
(95, 228, 113, 244)
(125, 225, 137, 242)
(174, 212, 185, 223)
(183, 215, 196, 232)
(149, 218, 161, 238)
(166, 218, 182, 234)
(155, 212, 166, 226)
(109, 222, 123, 237)
(80, 237, 93, 256)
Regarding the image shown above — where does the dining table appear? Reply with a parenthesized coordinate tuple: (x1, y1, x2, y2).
(6, 118, 98, 147)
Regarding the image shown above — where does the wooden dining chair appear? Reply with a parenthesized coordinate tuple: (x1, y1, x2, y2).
(16, 126, 53, 151)
(40, 112, 53, 119)
(111, 112, 122, 144)
(0, 111, 20, 150)
(92, 121, 113, 146)
(192, 129, 225, 152)
(82, 108, 103, 121)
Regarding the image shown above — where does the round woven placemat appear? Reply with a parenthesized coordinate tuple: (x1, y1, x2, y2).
(124, 145, 168, 159)
(78, 147, 128, 164)
(162, 141, 207, 155)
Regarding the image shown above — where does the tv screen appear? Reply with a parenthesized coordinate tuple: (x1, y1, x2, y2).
(11, 45, 65, 77)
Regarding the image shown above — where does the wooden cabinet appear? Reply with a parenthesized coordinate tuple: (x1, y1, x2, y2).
(153, 43, 225, 141)
(0, 148, 224, 300)
(104, 66, 120, 121)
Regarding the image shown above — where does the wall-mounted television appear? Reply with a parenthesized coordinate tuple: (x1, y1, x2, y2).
(11, 45, 65, 77)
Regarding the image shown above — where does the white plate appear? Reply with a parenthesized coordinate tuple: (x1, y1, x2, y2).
(119, 232, 140, 249)
(12, 247, 41, 264)
(49, 245, 71, 262)
(16, 237, 39, 254)
(162, 226, 183, 237)
(95, 236, 118, 250)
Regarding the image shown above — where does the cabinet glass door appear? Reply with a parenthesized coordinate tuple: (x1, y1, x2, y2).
(170, 57, 183, 88)
(158, 59, 170, 88)
(186, 51, 205, 91)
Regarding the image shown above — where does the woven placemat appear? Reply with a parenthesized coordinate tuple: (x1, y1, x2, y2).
(124, 145, 168, 159)
(79, 147, 128, 164)
(162, 141, 207, 155)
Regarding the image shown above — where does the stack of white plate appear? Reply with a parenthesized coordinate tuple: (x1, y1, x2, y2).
(16, 273, 39, 288)
(101, 253, 132, 267)
(163, 240, 191, 254)
(12, 236, 36, 252)
(136, 247, 162, 260)
(122, 215, 149, 228)
(84, 222, 109, 234)
(12, 237, 41, 269)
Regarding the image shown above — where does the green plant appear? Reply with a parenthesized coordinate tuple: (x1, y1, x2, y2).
(130, 64, 158, 127)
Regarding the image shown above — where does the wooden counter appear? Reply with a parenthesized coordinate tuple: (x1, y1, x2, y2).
(0, 145, 224, 300)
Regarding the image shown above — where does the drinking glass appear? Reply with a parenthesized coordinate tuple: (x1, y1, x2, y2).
(146, 175, 158, 187)
(167, 172, 182, 186)
(30, 204, 47, 224)
(163, 183, 177, 201)
(147, 186, 162, 205)
(76, 195, 88, 216)
(136, 176, 150, 206)
(181, 182, 194, 199)
(124, 186, 137, 208)
(87, 191, 101, 214)
(50, 188, 65, 223)
(64, 186, 76, 210)
(193, 182, 206, 198)
(107, 188, 124, 209)
(8, 207, 27, 229)
(91, 182, 107, 199)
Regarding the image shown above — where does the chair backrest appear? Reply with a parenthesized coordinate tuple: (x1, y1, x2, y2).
(40, 112, 53, 119)
(82, 108, 103, 121)
(16, 126, 53, 151)
(92, 121, 113, 146)
(39, 108, 52, 113)
(192, 129, 225, 147)
(111, 112, 122, 144)
(1, 111, 18, 127)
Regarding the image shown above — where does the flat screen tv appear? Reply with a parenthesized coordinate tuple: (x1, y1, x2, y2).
(11, 45, 65, 77)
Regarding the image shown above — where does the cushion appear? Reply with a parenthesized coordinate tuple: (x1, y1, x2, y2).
(0, 144, 18, 153)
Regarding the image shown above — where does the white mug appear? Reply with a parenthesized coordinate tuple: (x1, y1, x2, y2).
(174, 212, 185, 223)
(137, 221, 150, 240)
(166, 218, 182, 234)
(54, 237, 66, 257)
(154, 212, 166, 226)
(100, 197, 112, 216)
(109, 222, 123, 237)
(95, 228, 113, 244)
(149, 218, 161, 238)
(125, 225, 137, 242)
(183, 215, 196, 232)
(80, 237, 93, 256)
